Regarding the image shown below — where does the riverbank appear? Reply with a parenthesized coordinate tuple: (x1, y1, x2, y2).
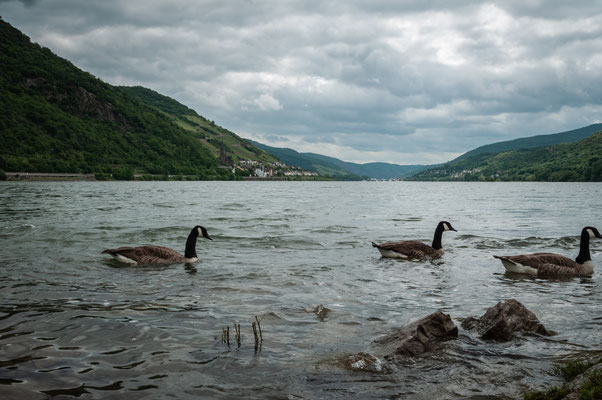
(4, 172, 96, 181)
(2, 172, 338, 182)
(2, 171, 233, 182)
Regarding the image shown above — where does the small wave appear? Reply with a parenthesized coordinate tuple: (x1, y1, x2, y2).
(322, 352, 390, 374)
(231, 236, 324, 250)
(114, 360, 145, 370)
(95, 226, 126, 231)
(311, 225, 357, 234)
(97, 206, 122, 211)
(209, 286, 239, 292)
(0, 378, 24, 385)
(1, 223, 36, 234)
(101, 348, 129, 355)
(258, 311, 288, 322)
(189, 352, 219, 365)
(42, 381, 124, 397)
(0, 354, 46, 368)
(153, 203, 176, 208)
(391, 217, 423, 222)
(130, 384, 159, 391)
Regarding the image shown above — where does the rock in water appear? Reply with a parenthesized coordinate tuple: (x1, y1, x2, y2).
(374, 310, 458, 358)
(343, 352, 388, 373)
(461, 298, 551, 341)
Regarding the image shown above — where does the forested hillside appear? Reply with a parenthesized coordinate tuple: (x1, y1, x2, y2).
(119, 86, 278, 164)
(412, 131, 602, 181)
(0, 19, 270, 179)
(453, 124, 602, 162)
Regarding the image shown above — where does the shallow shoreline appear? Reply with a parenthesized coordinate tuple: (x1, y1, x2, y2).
(2, 172, 333, 182)
(4, 172, 96, 181)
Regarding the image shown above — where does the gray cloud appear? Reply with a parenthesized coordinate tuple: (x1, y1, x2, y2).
(2, 0, 602, 164)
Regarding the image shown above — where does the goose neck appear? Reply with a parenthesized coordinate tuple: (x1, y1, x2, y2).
(184, 229, 198, 259)
(575, 229, 591, 264)
(432, 225, 444, 250)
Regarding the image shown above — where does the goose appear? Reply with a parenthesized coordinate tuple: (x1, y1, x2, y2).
(102, 225, 212, 265)
(372, 221, 457, 260)
(493, 226, 602, 276)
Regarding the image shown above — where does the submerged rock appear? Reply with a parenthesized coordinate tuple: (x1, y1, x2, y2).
(461, 298, 551, 341)
(343, 352, 388, 373)
(374, 310, 458, 359)
(314, 304, 329, 321)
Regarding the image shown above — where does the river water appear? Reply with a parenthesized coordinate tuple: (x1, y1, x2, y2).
(1, 181, 601, 399)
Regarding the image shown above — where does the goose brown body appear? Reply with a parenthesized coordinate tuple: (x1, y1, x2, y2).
(372, 221, 457, 260)
(494, 226, 601, 277)
(103, 245, 192, 264)
(102, 225, 212, 265)
(493, 253, 592, 276)
(373, 240, 444, 260)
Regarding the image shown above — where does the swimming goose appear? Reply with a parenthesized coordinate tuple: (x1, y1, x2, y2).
(493, 226, 602, 276)
(372, 221, 457, 260)
(102, 225, 212, 265)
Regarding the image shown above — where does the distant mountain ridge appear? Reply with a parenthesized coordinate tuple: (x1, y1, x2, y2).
(249, 140, 427, 179)
(248, 141, 361, 179)
(453, 124, 602, 162)
(250, 122, 602, 180)
(302, 152, 428, 179)
(411, 130, 602, 181)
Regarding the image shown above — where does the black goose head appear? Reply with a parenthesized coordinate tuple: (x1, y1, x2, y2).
(194, 225, 213, 241)
(438, 221, 457, 232)
(583, 226, 602, 239)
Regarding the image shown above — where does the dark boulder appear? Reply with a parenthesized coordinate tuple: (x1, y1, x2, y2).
(374, 310, 458, 359)
(461, 298, 551, 341)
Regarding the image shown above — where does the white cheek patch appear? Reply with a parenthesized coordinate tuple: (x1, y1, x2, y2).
(587, 228, 595, 238)
(198, 227, 202, 236)
(443, 223, 450, 231)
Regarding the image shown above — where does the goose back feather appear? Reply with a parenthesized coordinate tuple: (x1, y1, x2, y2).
(372, 240, 442, 260)
(102, 245, 192, 265)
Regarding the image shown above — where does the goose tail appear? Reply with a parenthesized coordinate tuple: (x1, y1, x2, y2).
(371, 242, 381, 248)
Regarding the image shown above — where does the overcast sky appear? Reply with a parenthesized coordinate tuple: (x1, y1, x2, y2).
(2, 0, 602, 164)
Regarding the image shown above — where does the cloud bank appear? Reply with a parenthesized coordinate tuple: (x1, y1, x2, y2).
(2, 0, 602, 163)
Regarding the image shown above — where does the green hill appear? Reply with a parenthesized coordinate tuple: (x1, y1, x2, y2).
(453, 124, 602, 162)
(118, 86, 278, 164)
(249, 140, 426, 180)
(411, 131, 602, 181)
(0, 19, 273, 178)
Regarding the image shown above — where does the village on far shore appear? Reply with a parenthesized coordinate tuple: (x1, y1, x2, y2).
(219, 143, 319, 179)
(234, 159, 318, 178)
